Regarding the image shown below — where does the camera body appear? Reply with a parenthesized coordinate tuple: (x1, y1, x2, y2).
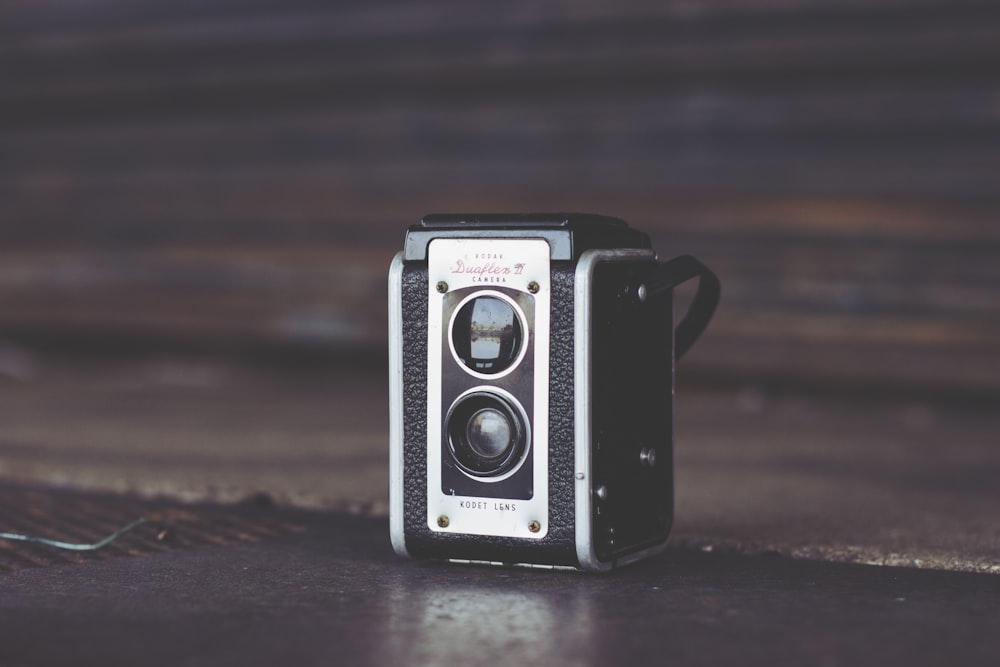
(389, 213, 718, 571)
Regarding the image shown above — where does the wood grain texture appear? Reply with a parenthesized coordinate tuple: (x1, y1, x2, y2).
(1, 0, 997, 394)
(1, 360, 998, 573)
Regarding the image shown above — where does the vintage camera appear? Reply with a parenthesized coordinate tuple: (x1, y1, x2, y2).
(388, 213, 719, 571)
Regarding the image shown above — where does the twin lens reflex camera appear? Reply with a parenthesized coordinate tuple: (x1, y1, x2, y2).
(388, 213, 720, 571)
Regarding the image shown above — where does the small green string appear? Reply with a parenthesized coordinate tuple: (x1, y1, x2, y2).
(0, 517, 149, 551)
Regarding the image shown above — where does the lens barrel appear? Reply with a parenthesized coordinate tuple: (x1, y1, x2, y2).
(446, 392, 527, 477)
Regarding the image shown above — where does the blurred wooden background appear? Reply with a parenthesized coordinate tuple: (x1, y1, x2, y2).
(1, 0, 998, 396)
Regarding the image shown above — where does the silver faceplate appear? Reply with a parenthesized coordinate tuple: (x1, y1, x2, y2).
(427, 238, 550, 540)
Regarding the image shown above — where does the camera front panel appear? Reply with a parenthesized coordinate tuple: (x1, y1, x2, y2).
(426, 238, 550, 540)
(439, 287, 536, 500)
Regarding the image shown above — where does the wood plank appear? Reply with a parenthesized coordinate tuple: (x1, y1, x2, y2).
(0, 234, 996, 392)
(0, 0, 997, 395)
(0, 246, 388, 349)
(3, 4, 998, 113)
(1, 0, 985, 32)
(1, 359, 999, 573)
(2, 189, 997, 244)
(3, 87, 997, 172)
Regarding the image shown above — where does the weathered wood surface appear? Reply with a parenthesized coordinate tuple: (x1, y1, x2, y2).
(1, 0, 998, 393)
(0, 358, 997, 573)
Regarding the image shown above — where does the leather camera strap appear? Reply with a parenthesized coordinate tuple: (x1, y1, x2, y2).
(646, 255, 721, 361)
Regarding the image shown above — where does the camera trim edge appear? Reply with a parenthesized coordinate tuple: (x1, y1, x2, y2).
(388, 251, 409, 558)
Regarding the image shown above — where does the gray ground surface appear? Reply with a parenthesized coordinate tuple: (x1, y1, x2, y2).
(0, 356, 997, 574)
(1, 500, 999, 667)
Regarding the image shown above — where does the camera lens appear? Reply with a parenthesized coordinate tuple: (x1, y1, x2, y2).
(451, 295, 524, 375)
(466, 408, 513, 459)
(446, 392, 527, 477)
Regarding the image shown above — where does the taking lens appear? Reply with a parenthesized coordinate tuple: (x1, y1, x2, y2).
(446, 392, 527, 477)
(451, 295, 524, 375)
(466, 408, 513, 459)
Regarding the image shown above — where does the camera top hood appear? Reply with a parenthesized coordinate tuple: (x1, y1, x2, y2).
(403, 212, 652, 262)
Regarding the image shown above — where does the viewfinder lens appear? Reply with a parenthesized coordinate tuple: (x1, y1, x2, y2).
(452, 296, 523, 374)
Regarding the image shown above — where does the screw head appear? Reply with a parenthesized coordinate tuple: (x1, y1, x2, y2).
(640, 447, 657, 467)
(436, 281, 448, 293)
(437, 515, 450, 528)
(527, 281, 540, 294)
(528, 520, 541, 533)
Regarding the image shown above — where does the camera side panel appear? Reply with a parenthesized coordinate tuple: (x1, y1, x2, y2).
(574, 250, 674, 571)
(591, 259, 674, 562)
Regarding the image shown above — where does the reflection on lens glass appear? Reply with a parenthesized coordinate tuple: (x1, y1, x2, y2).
(452, 296, 523, 374)
(466, 408, 513, 459)
(446, 392, 527, 477)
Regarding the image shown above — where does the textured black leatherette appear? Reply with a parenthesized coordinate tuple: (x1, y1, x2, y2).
(400, 265, 429, 548)
(400, 261, 578, 566)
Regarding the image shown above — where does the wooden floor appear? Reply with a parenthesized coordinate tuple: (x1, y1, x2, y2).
(1, 353, 996, 574)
